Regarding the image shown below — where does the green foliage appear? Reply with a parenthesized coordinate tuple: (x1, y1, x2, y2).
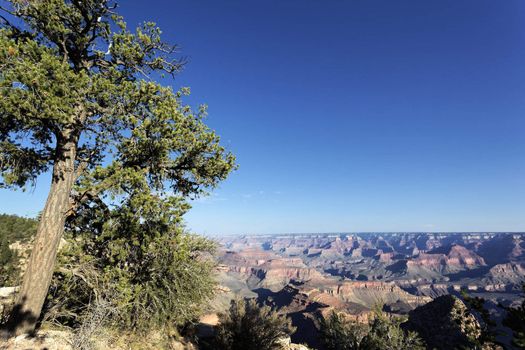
(320, 309, 425, 350)
(0, 214, 37, 242)
(360, 311, 425, 350)
(0, 0, 235, 197)
(45, 193, 218, 332)
(503, 284, 525, 348)
(0, 233, 17, 286)
(0, 214, 37, 285)
(0, 0, 235, 333)
(320, 311, 366, 350)
(212, 299, 296, 350)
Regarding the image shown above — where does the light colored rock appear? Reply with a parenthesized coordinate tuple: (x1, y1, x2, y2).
(277, 336, 311, 350)
(287, 344, 311, 350)
(0, 287, 18, 298)
(1, 330, 72, 350)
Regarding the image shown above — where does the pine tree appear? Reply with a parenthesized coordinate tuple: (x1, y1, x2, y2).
(0, 0, 235, 335)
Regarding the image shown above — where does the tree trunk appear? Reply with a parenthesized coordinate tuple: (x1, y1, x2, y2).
(7, 131, 78, 336)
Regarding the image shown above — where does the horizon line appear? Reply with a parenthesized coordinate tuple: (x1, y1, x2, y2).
(210, 231, 525, 237)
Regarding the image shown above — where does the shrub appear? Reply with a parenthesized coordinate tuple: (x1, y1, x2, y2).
(320, 311, 366, 350)
(320, 308, 425, 350)
(0, 214, 37, 243)
(213, 298, 296, 350)
(0, 234, 17, 286)
(44, 193, 217, 334)
(0, 214, 36, 286)
(360, 311, 425, 350)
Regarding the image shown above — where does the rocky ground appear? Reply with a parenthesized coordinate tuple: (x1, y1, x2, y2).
(1, 330, 72, 350)
(0, 330, 309, 350)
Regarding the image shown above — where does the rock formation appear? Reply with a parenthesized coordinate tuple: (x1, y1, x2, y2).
(403, 295, 482, 350)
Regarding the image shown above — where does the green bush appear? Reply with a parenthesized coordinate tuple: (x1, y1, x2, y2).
(0, 214, 37, 243)
(320, 311, 366, 350)
(212, 298, 296, 350)
(0, 214, 37, 285)
(0, 234, 17, 286)
(320, 308, 425, 350)
(44, 193, 217, 333)
(360, 311, 425, 350)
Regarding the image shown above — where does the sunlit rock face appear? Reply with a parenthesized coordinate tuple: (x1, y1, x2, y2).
(407, 244, 486, 274)
(482, 262, 525, 291)
(319, 280, 431, 309)
(219, 249, 325, 291)
(218, 233, 525, 293)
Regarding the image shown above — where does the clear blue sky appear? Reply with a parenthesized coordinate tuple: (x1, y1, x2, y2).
(1, 0, 524, 234)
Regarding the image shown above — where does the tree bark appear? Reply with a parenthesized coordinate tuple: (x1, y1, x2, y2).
(7, 131, 78, 336)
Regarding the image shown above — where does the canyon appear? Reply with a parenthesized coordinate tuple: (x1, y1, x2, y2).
(211, 232, 525, 347)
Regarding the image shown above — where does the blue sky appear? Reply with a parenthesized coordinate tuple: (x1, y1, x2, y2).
(1, 0, 524, 234)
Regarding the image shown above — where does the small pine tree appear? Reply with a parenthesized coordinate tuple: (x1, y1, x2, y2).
(213, 299, 296, 350)
(360, 311, 425, 350)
